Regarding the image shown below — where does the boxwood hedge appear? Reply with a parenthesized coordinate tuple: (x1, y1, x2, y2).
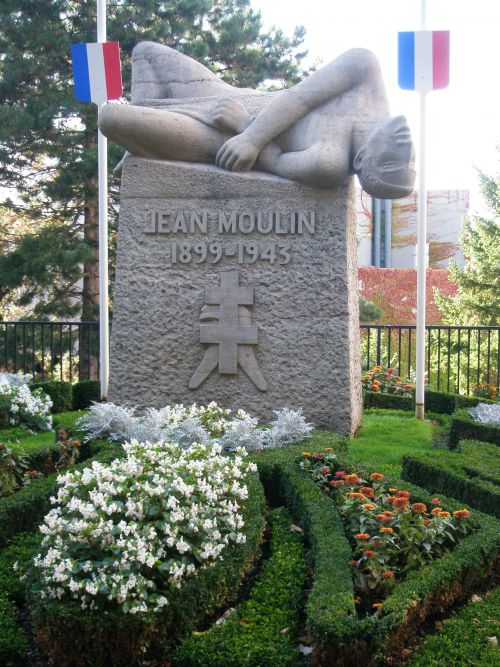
(254, 445, 500, 666)
(173, 506, 307, 667)
(449, 408, 500, 447)
(402, 440, 500, 517)
(407, 586, 500, 667)
(364, 389, 497, 416)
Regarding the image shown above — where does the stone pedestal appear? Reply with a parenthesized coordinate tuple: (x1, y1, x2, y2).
(109, 157, 362, 434)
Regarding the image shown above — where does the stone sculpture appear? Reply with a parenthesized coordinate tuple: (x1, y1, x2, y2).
(99, 42, 416, 199)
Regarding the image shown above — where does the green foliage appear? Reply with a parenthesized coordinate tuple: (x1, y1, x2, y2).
(0, 594, 29, 667)
(0, 439, 119, 546)
(0, 0, 308, 318)
(72, 381, 100, 410)
(52, 409, 87, 434)
(402, 440, 500, 518)
(173, 506, 307, 667)
(434, 167, 500, 325)
(407, 586, 500, 667)
(364, 390, 413, 411)
(30, 473, 266, 667)
(31, 381, 72, 413)
(449, 408, 500, 447)
(359, 297, 382, 323)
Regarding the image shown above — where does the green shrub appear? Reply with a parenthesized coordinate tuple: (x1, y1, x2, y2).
(425, 389, 456, 414)
(0, 594, 29, 667)
(253, 447, 500, 665)
(173, 506, 307, 667)
(30, 472, 266, 667)
(0, 440, 119, 547)
(455, 394, 497, 409)
(31, 381, 72, 414)
(72, 381, 100, 410)
(402, 440, 500, 517)
(407, 586, 500, 667)
(0, 532, 41, 666)
(449, 408, 500, 447)
(363, 391, 413, 411)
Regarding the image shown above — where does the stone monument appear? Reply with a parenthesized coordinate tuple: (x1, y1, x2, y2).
(100, 42, 416, 434)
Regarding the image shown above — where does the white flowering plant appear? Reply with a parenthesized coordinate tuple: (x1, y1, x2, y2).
(33, 440, 256, 615)
(0, 374, 52, 431)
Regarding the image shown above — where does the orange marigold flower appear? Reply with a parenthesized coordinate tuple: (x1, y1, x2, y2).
(388, 488, 398, 493)
(439, 511, 451, 518)
(453, 509, 471, 519)
(372, 603, 383, 609)
(392, 497, 409, 510)
(388, 367, 395, 373)
(330, 480, 344, 488)
(424, 519, 432, 526)
(382, 570, 395, 579)
(386, 496, 397, 504)
(372, 384, 380, 392)
(360, 487, 375, 497)
(324, 447, 333, 452)
(312, 453, 324, 459)
(346, 474, 361, 484)
(431, 498, 441, 505)
(380, 527, 393, 534)
(363, 550, 376, 558)
(396, 491, 410, 499)
(370, 473, 384, 481)
(376, 514, 392, 523)
(355, 533, 370, 540)
(320, 467, 330, 474)
(301, 452, 311, 457)
(346, 492, 366, 501)
(411, 503, 427, 513)
(372, 380, 381, 386)
(383, 511, 393, 516)
(431, 508, 442, 515)
(335, 470, 346, 478)
(362, 503, 375, 511)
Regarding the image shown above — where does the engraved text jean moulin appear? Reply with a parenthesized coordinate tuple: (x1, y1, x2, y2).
(144, 209, 316, 266)
(143, 207, 316, 392)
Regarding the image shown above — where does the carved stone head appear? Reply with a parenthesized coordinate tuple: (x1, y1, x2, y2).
(354, 115, 416, 199)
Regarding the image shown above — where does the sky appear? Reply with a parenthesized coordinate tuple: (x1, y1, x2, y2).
(251, 0, 499, 212)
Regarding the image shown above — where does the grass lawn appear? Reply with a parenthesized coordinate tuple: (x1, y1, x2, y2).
(0, 429, 54, 454)
(350, 410, 437, 476)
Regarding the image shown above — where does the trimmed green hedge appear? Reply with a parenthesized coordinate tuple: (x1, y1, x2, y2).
(407, 586, 500, 667)
(0, 439, 118, 547)
(363, 391, 413, 411)
(402, 440, 500, 518)
(31, 381, 72, 413)
(253, 444, 367, 664)
(0, 533, 43, 666)
(30, 472, 266, 667)
(449, 408, 500, 448)
(173, 506, 307, 667)
(253, 446, 500, 665)
(72, 380, 100, 410)
(364, 389, 497, 416)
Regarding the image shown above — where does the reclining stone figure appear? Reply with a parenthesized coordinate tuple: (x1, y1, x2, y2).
(99, 42, 416, 198)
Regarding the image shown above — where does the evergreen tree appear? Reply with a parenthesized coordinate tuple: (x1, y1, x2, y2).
(0, 0, 307, 320)
(434, 166, 500, 326)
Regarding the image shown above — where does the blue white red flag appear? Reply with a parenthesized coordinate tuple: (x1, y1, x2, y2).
(71, 42, 122, 105)
(398, 31, 450, 92)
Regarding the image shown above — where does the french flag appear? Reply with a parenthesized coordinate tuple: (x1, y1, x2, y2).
(71, 42, 122, 105)
(398, 31, 450, 92)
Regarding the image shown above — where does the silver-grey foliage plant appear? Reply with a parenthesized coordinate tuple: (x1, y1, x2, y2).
(469, 402, 500, 426)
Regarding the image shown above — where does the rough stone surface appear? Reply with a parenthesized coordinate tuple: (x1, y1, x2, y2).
(109, 157, 363, 434)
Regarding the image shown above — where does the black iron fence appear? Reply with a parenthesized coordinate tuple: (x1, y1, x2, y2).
(0, 321, 100, 383)
(361, 324, 500, 395)
(0, 321, 499, 396)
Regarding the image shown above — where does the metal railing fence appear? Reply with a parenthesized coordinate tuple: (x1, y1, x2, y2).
(0, 321, 498, 395)
(0, 321, 100, 383)
(361, 324, 500, 395)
